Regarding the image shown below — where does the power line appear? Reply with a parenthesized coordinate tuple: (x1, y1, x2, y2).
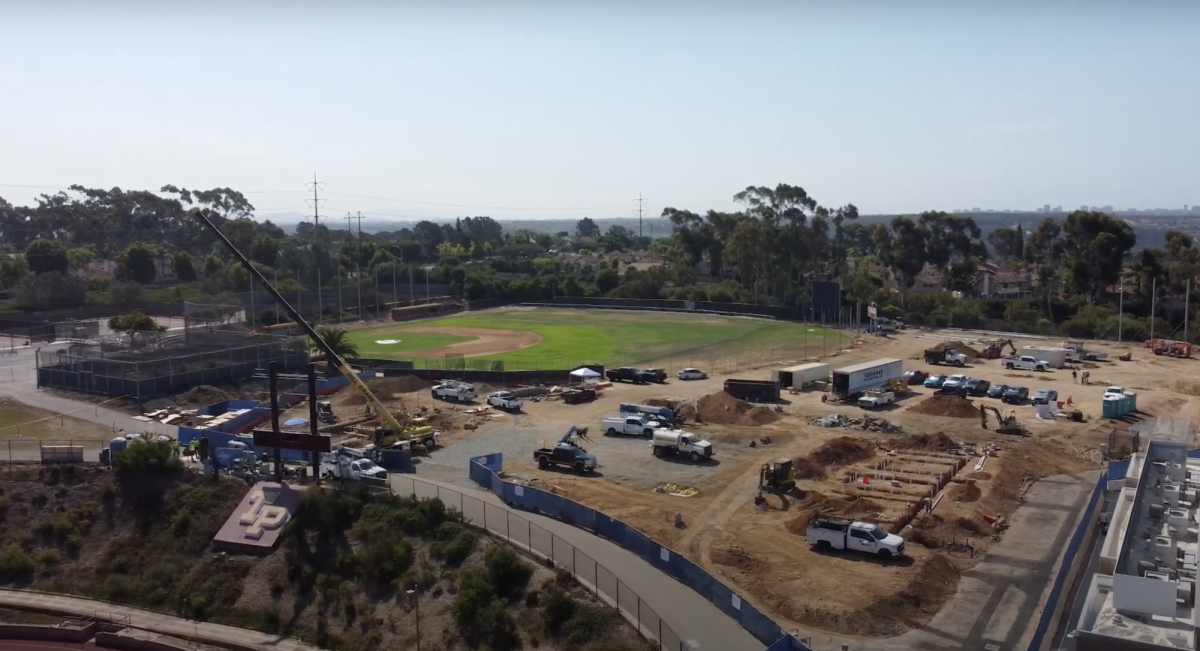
(634, 193, 648, 239)
(304, 173, 326, 227)
(322, 191, 625, 212)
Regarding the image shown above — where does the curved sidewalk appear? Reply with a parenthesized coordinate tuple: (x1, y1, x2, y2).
(396, 473, 764, 651)
(0, 589, 318, 651)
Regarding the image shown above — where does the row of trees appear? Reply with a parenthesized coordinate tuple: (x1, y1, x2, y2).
(3, 182, 1197, 342)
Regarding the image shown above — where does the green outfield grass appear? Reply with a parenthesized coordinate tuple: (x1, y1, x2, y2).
(350, 331, 474, 359)
(348, 308, 843, 370)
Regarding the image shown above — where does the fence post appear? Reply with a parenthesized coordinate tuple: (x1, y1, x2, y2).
(507, 512, 511, 540)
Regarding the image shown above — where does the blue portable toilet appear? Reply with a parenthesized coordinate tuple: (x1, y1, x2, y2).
(1124, 391, 1137, 413)
(1103, 396, 1120, 419)
(109, 437, 128, 458)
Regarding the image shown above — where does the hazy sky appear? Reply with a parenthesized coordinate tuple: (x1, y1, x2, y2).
(1, 1, 1197, 224)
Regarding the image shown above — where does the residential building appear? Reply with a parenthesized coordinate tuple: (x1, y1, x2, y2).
(883, 262, 945, 295)
(1070, 438, 1200, 651)
(977, 270, 1035, 299)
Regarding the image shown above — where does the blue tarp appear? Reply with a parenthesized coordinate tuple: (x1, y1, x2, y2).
(283, 418, 308, 427)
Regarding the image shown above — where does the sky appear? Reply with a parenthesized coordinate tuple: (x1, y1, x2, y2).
(1, 0, 1198, 225)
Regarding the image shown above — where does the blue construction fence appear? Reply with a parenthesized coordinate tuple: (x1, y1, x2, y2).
(1023, 459, 1136, 651)
(172, 371, 413, 471)
(468, 453, 809, 651)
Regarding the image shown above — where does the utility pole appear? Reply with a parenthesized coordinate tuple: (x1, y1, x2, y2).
(355, 212, 367, 245)
(634, 193, 648, 240)
(304, 173, 325, 228)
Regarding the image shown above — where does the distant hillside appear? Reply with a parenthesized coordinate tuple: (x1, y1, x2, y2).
(292, 211, 1200, 249)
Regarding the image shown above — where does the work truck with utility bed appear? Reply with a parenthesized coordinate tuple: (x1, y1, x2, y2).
(805, 517, 906, 558)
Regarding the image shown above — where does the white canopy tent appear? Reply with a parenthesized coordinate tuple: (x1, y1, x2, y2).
(570, 367, 602, 382)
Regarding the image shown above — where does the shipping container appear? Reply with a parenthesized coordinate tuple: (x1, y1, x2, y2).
(831, 358, 904, 397)
(773, 363, 831, 389)
(723, 379, 780, 403)
(1020, 346, 1070, 369)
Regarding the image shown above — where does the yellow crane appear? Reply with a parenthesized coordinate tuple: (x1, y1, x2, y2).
(191, 209, 409, 439)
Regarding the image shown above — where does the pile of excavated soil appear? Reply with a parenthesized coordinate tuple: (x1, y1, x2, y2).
(908, 394, 979, 419)
(809, 414, 903, 433)
(343, 376, 429, 405)
(808, 436, 875, 467)
(889, 432, 956, 450)
(697, 392, 780, 426)
(182, 384, 232, 405)
(947, 480, 982, 503)
(792, 457, 827, 480)
(785, 492, 885, 535)
(927, 340, 982, 359)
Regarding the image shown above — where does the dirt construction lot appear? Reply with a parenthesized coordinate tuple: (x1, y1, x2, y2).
(398, 330, 1198, 646)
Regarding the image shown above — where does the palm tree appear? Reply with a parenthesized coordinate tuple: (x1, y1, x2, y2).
(313, 325, 359, 360)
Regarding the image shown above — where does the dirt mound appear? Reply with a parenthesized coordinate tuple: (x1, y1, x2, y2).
(889, 432, 955, 450)
(697, 392, 780, 426)
(927, 340, 982, 359)
(182, 385, 232, 405)
(343, 376, 429, 405)
(857, 555, 960, 635)
(785, 492, 885, 534)
(792, 457, 827, 480)
(947, 480, 981, 503)
(908, 394, 979, 419)
(808, 437, 874, 467)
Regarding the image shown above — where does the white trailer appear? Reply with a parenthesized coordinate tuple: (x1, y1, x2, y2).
(831, 358, 903, 398)
(774, 363, 830, 389)
(1021, 346, 1069, 368)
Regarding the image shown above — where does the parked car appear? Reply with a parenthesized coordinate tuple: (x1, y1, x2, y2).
(941, 374, 969, 392)
(986, 383, 1009, 399)
(606, 367, 654, 384)
(641, 368, 668, 383)
(1002, 386, 1030, 405)
(677, 368, 708, 381)
(964, 378, 991, 397)
(1032, 389, 1059, 405)
(902, 370, 929, 385)
(924, 374, 947, 389)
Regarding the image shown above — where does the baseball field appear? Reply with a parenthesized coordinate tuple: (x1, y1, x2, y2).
(346, 307, 842, 370)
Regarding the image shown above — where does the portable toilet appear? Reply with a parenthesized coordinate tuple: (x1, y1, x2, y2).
(1102, 396, 1120, 419)
(1124, 391, 1138, 413)
(109, 437, 128, 457)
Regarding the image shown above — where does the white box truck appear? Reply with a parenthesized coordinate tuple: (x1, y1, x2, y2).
(774, 363, 830, 390)
(830, 358, 903, 399)
(1020, 346, 1069, 369)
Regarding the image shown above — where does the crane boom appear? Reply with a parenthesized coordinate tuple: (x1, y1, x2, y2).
(190, 209, 407, 438)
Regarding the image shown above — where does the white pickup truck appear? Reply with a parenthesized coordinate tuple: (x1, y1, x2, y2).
(432, 381, 478, 402)
(806, 517, 906, 559)
(324, 456, 388, 482)
(857, 390, 895, 409)
(486, 391, 523, 411)
(601, 415, 663, 437)
(1002, 355, 1050, 372)
(651, 429, 713, 462)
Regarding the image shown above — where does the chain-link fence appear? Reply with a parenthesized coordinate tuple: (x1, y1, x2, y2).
(0, 440, 107, 464)
(390, 475, 688, 651)
(35, 333, 309, 400)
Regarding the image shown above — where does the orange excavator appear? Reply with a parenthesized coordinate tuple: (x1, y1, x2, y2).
(1145, 339, 1193, 358)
